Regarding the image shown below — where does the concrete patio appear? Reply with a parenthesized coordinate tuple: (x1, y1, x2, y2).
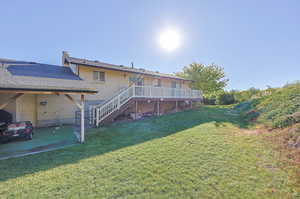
(0, 126, 77, 160)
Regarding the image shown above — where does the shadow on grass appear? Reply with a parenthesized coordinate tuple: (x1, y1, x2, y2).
(0, 106, 250, 182)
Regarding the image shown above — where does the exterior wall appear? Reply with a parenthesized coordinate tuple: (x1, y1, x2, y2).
(0, 93, 17, 122)
(77, 64, 191, 101)
(136, 101, 156, 114)
(1, 93, 77, 127)
(36, 94, 77, 127)
(78, 65, 130, 101)
(16, 94, 37, 126)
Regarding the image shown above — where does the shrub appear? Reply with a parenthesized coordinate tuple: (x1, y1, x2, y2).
(272, 115, 296, 128)
(234, 101, 253, 112)
(216, 92, 235, 105)
(244, 110, 260, 122)
(235, 82, 300, 128)
(203, 96, 216, 105)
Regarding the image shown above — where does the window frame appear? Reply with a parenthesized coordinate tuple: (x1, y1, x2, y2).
(153, 78, 162, 87)
(93, 71, 106, 82)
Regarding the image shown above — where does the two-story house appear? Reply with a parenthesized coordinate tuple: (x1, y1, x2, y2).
(0, 52, 202, 131)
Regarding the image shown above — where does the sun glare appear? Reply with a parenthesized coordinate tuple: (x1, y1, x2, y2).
(159, 29, 181, 51)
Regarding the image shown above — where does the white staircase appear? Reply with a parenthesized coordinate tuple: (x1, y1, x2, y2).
(90, 85, 202, 127)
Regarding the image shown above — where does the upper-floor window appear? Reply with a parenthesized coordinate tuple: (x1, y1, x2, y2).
(153, 79, 161, 87)
(171, 81, 182, 88)
(171, 81, 177, 88)
(129, 75, 144, 86)
(93, 71, 105, 82)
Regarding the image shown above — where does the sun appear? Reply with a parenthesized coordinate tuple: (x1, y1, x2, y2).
(159, 29, 181, 51)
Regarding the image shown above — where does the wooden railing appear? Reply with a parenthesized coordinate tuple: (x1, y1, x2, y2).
(91, 85, 202, 127)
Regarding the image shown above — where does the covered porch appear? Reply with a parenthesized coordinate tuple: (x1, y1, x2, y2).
(0, 87, 97, 144)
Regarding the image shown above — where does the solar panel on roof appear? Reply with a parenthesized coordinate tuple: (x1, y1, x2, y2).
(7, 64, 82, 80)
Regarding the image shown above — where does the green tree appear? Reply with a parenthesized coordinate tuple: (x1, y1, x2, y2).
(177, 63, 229, 96)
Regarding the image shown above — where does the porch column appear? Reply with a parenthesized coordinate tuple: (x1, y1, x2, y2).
(80, 95, 85, 143)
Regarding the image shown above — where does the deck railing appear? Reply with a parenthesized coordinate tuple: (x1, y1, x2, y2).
(91, 85, 202, 127)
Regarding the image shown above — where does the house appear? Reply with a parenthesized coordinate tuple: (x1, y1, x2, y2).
(0, 53, 202, 142)
(0, 58, 97, 143)
(61, 51, 202, 126)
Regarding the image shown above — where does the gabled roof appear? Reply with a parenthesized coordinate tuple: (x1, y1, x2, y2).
(7, 64, 82, 80)
(64, 53, 191, 81)
(0, 58, 97, 94)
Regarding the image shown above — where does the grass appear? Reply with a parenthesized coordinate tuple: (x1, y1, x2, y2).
(0, 106, 299, 198)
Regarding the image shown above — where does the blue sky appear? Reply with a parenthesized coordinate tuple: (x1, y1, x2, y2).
(1, 0, 299, 90)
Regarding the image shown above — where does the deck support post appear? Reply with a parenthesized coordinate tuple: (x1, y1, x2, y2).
(157, 101, 160, 116)
(80, 95, 85, 143)
(175, 100, 178, 112)
(135, 100, 138, 119)
(190, 101, 193, 109)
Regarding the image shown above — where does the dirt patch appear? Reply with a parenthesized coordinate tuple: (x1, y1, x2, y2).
(237, 125, 300, 187)
(261, 125, 300, 189)
(238, 126, 270, 136)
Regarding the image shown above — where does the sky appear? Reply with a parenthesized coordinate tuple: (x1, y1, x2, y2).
(0, 0, 299, 90)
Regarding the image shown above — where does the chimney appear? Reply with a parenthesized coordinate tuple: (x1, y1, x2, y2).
(62, 51, 70, 66)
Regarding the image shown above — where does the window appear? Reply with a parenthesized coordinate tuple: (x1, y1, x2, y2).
(93, 71, 105, 82)
(136, 78, 144, 86)
(178, 81, 182, 88)
(171, 81, 182, 88)
(171, 81, 177, 88)
(153, 79, 161, 87)
(129, 75, 144, 86)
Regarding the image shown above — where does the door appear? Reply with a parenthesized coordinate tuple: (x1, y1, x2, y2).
(135, 77, 144, 96)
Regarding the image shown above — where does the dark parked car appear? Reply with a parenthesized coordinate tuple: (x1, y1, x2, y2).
(0, 121, 34, 143)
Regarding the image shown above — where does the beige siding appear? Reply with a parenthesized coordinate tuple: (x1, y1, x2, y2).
(16, 94, 37, 126)
(78, 65, 190, 101)
(36, 95, 77, 127)
(78, 65, 130, 101)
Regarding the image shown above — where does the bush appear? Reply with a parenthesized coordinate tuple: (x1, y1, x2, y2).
(203, 96, 216, 105)
(216, 92, 235, 105)
(235, 83, 300, 129)
(244, 110, 260, 122)
(234, 101, 253, 112)
(272, 115, 296, 128)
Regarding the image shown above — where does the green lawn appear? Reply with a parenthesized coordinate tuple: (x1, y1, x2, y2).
(0, 106, 298, 198)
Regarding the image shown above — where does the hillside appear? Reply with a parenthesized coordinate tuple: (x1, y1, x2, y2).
(0, 106, 298, 198)
(235, 83, 300, 149)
